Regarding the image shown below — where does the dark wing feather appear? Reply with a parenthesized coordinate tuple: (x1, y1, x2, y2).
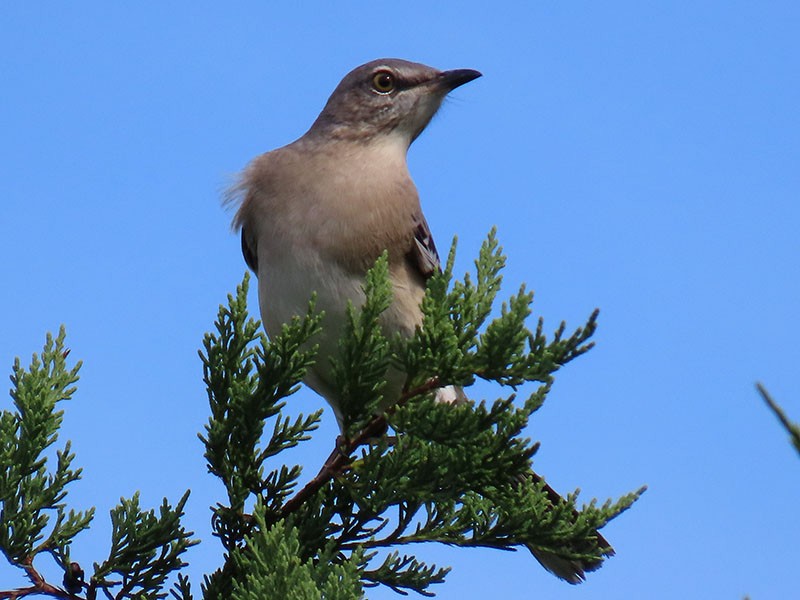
(241, 227, 258, 272)
(407, 212, 441, 280)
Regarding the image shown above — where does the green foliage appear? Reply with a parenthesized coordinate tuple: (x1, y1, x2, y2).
(400, 229, 597, 391)
(91, 491, 196, 599)
(1, 231, 643, 599)
(0, 328, 92, 567)
(1, 329, 195, 600)
(196, 231, 643, 597)
(228, 505, 364, 600)
(331, 251, 394, 435)
(199, 275, 325, 599)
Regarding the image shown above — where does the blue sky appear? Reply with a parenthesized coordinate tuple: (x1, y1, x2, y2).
(2, 3, 799, 598)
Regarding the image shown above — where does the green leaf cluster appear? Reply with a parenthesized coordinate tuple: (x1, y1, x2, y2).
(1, 329, 195, 599)
(401, 229, 597, 391)
(0, 328, 92, 567)
(194, 231, 643, 597)
(91, 492, 195, 599)
(332, 252, 394, 435)
(1, 231, 643, 599)
(198, 276, 329, 598)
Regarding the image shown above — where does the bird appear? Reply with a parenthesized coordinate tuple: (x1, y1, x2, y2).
(229, 58, 611, 583)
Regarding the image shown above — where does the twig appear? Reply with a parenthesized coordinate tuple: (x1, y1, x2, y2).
(279, 378, 442, 517)
(0, 558, 79, 599)
(757, 382, 800, 453)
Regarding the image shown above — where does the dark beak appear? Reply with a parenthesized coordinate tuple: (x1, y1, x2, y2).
(438, 68, 482, 91)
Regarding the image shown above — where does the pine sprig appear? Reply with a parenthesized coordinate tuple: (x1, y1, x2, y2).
(331, 251, 394, 435)
(199, 273, 323, 554)
(198, 275, 331, 599)
(1, 328, 87, 566)
(363, 551, 449, 597)
(1, 230, 644, 600)
(0, 328, 96, 600)
(399, 229, 600, 395)
(227, 507, 364, 600)
(170, 574, 193, 600)
(92, 491, 196, 599)
(198, 231, 642, 596)
(1, 330, 194, 600)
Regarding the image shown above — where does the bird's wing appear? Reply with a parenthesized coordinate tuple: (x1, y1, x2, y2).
(240, 227, 258, 272)
(406, 211, 468, 405)
(407, 211, 441, 280)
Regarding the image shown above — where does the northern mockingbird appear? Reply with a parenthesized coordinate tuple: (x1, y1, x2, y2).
(231, 58, 610, 583)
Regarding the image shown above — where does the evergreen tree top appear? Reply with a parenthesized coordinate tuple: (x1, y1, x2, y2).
(1, 232, 643, 599)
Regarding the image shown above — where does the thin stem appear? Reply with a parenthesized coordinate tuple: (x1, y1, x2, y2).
(339, 536, 513, 552)
(279, 378, 442, 517)
(0, 558, 79, 600)
(757, 382, 800, 453)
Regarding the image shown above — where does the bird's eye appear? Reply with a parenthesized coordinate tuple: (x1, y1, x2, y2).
(372, 71, 395, 93)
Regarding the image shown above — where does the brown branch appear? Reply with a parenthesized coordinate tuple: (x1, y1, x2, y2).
(279, 377, 442, 517)
(275, 372, 617, 566)
(277, 376, 613, 554)
(340, 536, 515, 552)
(0, 558, 80, 600)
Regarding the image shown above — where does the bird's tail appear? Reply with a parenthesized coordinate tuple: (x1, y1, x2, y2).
(434, 384, 469, 404)
(528, 543, 611, 584)
(434, 385, 613, 583)
(525, 474, 614, 584)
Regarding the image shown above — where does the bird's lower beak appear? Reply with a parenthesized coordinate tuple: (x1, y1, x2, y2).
(438, 68, 482, 91)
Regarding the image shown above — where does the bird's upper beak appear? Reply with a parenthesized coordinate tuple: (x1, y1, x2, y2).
(437, 68, 482, 92)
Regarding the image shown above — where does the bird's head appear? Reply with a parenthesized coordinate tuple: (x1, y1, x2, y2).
(309, 58, 481, 145)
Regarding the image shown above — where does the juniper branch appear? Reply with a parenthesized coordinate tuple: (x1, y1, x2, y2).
(279, 377, 443, 518)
